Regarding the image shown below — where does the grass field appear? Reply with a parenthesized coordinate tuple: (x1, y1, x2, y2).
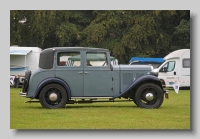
(10, 87, 190, 129)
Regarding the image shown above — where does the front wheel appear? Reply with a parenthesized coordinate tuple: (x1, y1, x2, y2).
(135, 83, 164, 108)
(39, 83, 68, 109)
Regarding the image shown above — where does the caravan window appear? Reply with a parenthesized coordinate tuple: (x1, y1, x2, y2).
(183, 58, 190, 68)
(160, 61, 175, 72)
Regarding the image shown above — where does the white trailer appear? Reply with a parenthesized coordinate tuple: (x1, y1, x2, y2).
(10, 46, 42, 87)
(153, 49, 190, 88)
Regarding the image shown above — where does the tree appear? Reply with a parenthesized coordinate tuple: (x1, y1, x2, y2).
(10, 10, 190, 63)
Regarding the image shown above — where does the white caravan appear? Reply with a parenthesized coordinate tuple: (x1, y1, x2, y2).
(153, 49, 190, 88)
(10, 46, 42, 87)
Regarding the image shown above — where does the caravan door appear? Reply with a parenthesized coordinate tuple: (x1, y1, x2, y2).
(158, 59, 180, 87)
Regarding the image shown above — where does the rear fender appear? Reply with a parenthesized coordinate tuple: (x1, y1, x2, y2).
(112, 75, 163, 99)
(33, 77, 71, 99)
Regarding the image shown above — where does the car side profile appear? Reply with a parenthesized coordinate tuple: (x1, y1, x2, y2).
(20, 47, 169, 109)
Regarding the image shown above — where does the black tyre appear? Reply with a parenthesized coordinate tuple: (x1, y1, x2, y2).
(39, 83, 67, 109)
(135, 83, 164, 108)
(133, 97, 138, 106)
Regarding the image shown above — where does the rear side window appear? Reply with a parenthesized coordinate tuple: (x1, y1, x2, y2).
(183, 58, 190, 68)
(57, 52, 81, 67)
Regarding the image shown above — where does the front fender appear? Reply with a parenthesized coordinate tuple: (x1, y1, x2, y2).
(33, 77, 71, 99)
(112, 75, 163, 99)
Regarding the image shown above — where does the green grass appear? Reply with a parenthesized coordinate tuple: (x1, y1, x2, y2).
(10, 88, 190, 129)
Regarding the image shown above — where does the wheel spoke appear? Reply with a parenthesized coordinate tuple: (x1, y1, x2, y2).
(139, 87, 159, 106)
(43, 88, 62, 106)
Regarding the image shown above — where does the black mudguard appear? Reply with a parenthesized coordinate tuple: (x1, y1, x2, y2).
(112, 75, 163, 99)
(33, 77, 71, 99)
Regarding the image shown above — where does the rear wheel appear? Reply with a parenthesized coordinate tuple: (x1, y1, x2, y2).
(39, 83, 67, 109)
(135, 83, 164, 108)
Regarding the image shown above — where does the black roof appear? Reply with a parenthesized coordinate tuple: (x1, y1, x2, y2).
(39, 47, 110, 69)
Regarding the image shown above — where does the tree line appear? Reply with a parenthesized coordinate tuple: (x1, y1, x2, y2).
(10, 10, 190, 63)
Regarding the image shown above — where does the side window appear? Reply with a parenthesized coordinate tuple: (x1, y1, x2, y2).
(168, 62, 175, 71)
(183, 58, 190, 68)
(57, 52, 81, 67)
(160, 61, 175, 72)
(86, 52, 108, 67)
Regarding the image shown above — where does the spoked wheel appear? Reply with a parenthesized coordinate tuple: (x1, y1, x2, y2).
(39, 83, 67, 109)
(135, 83, 164, 109)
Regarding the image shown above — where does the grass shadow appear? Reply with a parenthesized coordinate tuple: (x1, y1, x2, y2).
(20, 103, 139, 109)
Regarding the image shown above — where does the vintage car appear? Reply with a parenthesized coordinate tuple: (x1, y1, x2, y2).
(19, 47, 169, 109)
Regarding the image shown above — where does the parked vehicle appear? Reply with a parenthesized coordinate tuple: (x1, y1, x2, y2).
(10, 46, 42, 88)
(153, 49, 190, 88)
(19, 47, 169, 109)
(129, 57, 164, 69)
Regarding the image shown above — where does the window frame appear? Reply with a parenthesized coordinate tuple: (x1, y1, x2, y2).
(182, 58, 190, 68)
(57, 51, 81, 67)
(85, 51, 109, 67)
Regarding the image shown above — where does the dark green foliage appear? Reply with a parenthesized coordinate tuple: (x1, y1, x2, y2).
(10, 10, 190, 63)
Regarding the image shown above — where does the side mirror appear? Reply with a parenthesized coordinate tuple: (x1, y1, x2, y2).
(163, 67, 168, 72)
(159, 67, 167, 72)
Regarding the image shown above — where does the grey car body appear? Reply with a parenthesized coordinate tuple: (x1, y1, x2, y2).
(20, 47, 168, 109)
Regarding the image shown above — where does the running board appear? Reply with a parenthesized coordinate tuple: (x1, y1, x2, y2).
(25, 100, 40, 103)
(23, 98, 132, 104)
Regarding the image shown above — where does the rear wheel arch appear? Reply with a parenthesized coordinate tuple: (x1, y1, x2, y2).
(34, 78, 71, 99)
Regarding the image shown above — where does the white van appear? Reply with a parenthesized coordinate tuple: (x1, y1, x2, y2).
(10, 46, 42, 87)
(153, 49, 190, 88)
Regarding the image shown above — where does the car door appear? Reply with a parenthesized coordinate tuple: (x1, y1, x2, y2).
(159, 59, 179, 86)
(55, 51, 84, 97)
(83, 51, 113, 97)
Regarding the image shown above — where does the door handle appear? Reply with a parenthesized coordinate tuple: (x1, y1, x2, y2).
(78, 71, 83, 74)
(84, 71, 89, 74)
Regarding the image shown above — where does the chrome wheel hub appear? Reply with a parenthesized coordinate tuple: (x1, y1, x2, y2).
(145, 93, 154, 101)
(49, 93, 58, 101)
